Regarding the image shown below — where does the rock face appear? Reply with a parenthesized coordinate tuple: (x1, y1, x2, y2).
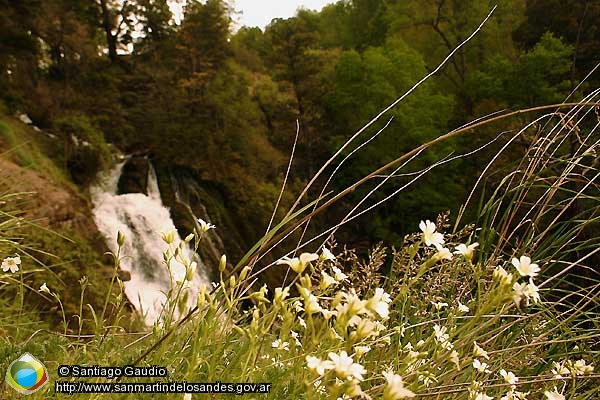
(155, 165, 248, 278)
(118, 156, 149, 195)
(0, 157, 101, 245)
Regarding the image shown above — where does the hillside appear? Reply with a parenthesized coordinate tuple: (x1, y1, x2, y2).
(0, 113, 133, 330)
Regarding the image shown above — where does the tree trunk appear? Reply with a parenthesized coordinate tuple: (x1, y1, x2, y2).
(99, 0, 117, 62)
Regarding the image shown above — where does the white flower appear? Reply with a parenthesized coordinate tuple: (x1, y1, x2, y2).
(405, 349, 419, 363)
(454, 242, 479, 260)
(320, 271, 337, 290)
(353, 318, 378, 340)
(513, 279, 540, 307)
(183, 394, 192, 400)
(551, 361, 570, 378)
(431, 301, 449, 311)
(328, 351, 366, 381)
(276, 252, 319, 274)
(512, 281, 528, 307)
(419, 220, 444, 247)
(293, 300, 304, 313)
(544, 388, 565, 400)
(39, 282, 51, 294)
(353, 346, 371, 357)
(1, 255, 21, 273)
(306, 355, 334, 376)
(433, 325, 453, 350)
(418, 374, 434, 387)
(450, 350, 460, 370)
(304, 294, 323, 315)
(271, 339, 289, 351)
(473, 342, 490, 360)
(472, 359, 490, 373)
(338, 289, 367, 317)
(298, 316, 307, 329)
(320, 247, 336, 261)
(433, 244, 453, 261)
(457, 301, 470, 313)
(290, 330, 302, 347)
(500, 369, 518, 385)
(433, 325, 449, 342)
(273, 287, 290, 306)
(573, 359, 594, 375)
(366, 288, 392, 319)
(524, 279, 540, 304)
(474, 393, 493, 400)
(493, 265, 514, 285)
(321, 308, 335, 320)
(502, 390, 529, 400)
(332, 266, 348, 282)
(511, 256, 540, 277)
(382, 370, 415, 399)
(197, 218, 216, 232)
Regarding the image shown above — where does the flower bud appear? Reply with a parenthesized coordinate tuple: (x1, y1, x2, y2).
(219, 254, 227, 272)
(117, 231, 125, 247)
(185, 261, 197, 281)
(197, 284, 207, 308)
(239, 265, 251, 282)
(161, 230, 175, 244)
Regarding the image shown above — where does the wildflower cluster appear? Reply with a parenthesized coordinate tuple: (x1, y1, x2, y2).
(172, 218, 600, 400)
(491, 254, 542, 310)
(266, 246, 414, 398)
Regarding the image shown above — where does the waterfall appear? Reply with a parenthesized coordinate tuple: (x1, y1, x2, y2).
(90, 159, 210, 325)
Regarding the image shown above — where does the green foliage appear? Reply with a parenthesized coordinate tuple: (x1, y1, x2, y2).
(53, 114, 112, 185)
(469, 32, 573, 107)
(0, 115, 70, 186)
(514, 0, 600, 88)
(178, 0, 231, 75)
(0, 121, 34, 167)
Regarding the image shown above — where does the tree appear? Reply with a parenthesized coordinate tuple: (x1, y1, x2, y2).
(265, 17, 339, 177)
(514, 0, 600, 90)
(35, 1, 98, 81)
(97, 0, 137, 62)
(0, 0, 41, 107)
(324, 39, 457, 239)
(136, 0, 174, 45)
(387, 0, 524, 118)
(178, 0, 231, 76)
(468, 33, 573, 108)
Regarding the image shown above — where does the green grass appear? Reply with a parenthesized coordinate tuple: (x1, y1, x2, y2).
(0, 115, 74, 189)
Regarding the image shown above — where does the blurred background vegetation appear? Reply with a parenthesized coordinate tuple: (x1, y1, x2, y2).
(1, 0, 598, 275)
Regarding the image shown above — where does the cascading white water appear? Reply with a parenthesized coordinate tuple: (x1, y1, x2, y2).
(90, 159, 210, 325)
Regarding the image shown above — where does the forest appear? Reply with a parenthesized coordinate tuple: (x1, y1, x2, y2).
(2, 0, 598, 249)
(1, 1, 599, 399)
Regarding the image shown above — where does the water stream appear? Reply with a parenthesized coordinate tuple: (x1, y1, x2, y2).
(90, 159, 210, 325)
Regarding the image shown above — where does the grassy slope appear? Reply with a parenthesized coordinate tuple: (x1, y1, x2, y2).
(0, 113, 140, 397)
